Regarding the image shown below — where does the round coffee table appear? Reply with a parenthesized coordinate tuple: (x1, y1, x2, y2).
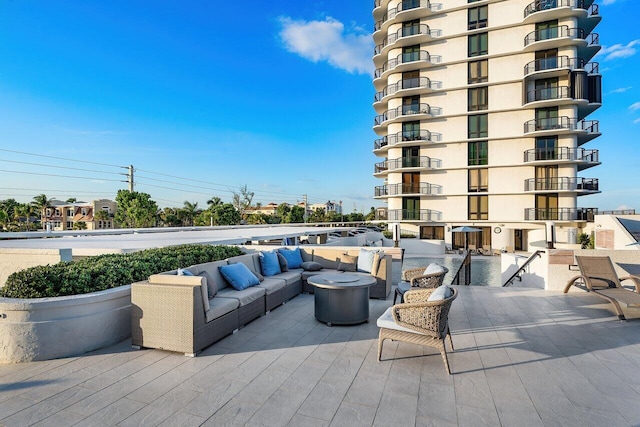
(308, 273, 376, 326)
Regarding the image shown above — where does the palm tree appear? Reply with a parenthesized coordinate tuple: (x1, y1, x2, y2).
(93, 209, 110, 229)
(181, 201, 199, 227)
(32, 194, 54, 230)
(0, 209, 9, 231)
(206, 196, 223, 209)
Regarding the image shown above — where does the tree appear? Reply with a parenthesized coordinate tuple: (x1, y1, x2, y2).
(206, 196, 223, 209)
(286, 205, 306, 223)
(73, 221, 87, 230)
(365, 207, 376, 221)
(114, 190, 158, 228)
(181, 201, 200, 227)
(214, 203, 241, 225)
(32, 194, 53, 230)
(93, 209, 110, 228)
(276, 203, 291, 221)
(159, 207, 182, 227)
(232, 185, 254, 220)
(308, 208, 327, 223)
(66, 198, 77, 203)
(0, 209, 8, 231)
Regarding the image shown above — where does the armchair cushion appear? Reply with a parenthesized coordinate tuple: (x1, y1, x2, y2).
(218, 263, 260, 290)
(424, 263, 446, 275)
(397, 281, 411, 295)
(376, 307, 416, 334)
(428, 285, 453, 301)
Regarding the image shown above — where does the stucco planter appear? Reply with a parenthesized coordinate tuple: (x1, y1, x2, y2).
(0, 286, 131, 363)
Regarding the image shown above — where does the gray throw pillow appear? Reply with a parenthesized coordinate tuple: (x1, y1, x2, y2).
(277, 252, 289, 272)
(198, 271, 216, 299)
(301, 261, 323, 271)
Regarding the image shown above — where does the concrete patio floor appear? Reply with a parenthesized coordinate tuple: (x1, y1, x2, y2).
(1, 285, 639, 427)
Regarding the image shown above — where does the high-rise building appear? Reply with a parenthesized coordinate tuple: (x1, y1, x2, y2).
(372, 0, 602, 251)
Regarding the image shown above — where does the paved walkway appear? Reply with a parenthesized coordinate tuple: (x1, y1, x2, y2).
(1, 286, 639, 426)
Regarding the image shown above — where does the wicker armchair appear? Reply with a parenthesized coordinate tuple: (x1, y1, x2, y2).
(393, 266, 449, 304)
(378, 287, 458, 374)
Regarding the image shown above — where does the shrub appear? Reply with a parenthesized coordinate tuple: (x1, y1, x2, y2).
(1, 244, 243, 299)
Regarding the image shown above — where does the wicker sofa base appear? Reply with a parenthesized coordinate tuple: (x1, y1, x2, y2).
(377, 327, 454, 374)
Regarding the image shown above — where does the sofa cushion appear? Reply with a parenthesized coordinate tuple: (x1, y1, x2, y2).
(277, 253, 289, 272)
(274, 270, 303, 286)
(278, 247, 304, 269)
(255, 277, 286, 295)
(198, 271, 217, 298)
(311, 249, 345, 270)
(218, 263, 260, 291)
(205, 295, 240, 323)
(217, 285, 265, 306)
(357, 249, 381, 273)
(337, 254, 358, 272)
(193, 260, 229, 293)
(228, 254, 263, 280)
(259, 251, 282, 276)
(301, 261, 323, 271)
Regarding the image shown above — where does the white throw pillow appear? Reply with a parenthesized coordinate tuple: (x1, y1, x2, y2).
(427, 285, 453, 301)
(424, 263, 445, 275)
(357, 248, 380, 273)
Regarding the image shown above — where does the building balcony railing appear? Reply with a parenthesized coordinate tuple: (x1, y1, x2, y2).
(524, 26, 598, 47)
(523, 177, 599, 192)
(524, 0, 599, 20)
(374, 156, 442, 173)
(374, 51, 441, 79)
(374, 103, 442, 126)
(525, 86, 571, 103)
(374, 25, 442, 55)
(600, 209, 636, 215)
(523, 56, 599, 77)
(375, 0, 443, 31)
(375, 182, 442, 197)
(523, 147, 599, 164)
(375, 77, 442, 102)
(383, 208, 442, 221)
(524, 207, 598, 222)
(523, 116, 599, 134)
(374, 130, 442, 150)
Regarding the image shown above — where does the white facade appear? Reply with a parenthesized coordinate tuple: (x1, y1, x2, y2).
(372, 0, 602, 251)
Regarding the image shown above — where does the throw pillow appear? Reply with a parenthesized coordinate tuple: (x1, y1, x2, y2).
(277, 247, 304, 269)
(357, 248, 380, 273)
(277, 252, 289, 272)
(424, 263, 446, 275)
(218, 263, 260, 291)
(337, 254, 357, 272)
(301, 261, 323, 271)
(198, 271, 217, 298)
(177, 268, 194, 276)
(427, 285, 453, 301)
(259, 251, 282, 277)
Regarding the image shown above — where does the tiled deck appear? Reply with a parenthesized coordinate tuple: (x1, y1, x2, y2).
(1, 286, 639, 427)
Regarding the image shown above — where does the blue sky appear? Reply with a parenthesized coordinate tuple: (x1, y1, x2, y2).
(0, 0, 638, 213)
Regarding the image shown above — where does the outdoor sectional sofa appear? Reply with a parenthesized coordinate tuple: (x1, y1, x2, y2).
(131, 246, 392, 356)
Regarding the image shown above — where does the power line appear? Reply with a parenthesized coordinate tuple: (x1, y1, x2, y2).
(0, 169, 124, 182)
(0, 148, 125, 169)
(0, 158, 123, 176)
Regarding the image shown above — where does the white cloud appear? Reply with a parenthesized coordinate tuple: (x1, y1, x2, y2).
(598, 39, 640, 61)
(609, 86, 632, 94)
(629, 102, 640, 112)
(634, 118, 640, 124)
(279, 17, 373, 75)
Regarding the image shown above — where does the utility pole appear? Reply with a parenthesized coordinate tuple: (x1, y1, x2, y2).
(303, 194, 308, 223)
(128, 165, 135, 192)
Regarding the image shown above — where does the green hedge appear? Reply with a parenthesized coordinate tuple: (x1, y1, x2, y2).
(1, 244, 243, 299)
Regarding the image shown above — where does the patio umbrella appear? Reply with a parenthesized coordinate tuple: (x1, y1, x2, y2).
(450, 226, 482, 250)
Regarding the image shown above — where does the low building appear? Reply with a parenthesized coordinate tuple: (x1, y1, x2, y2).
(43, 199, 117, 230)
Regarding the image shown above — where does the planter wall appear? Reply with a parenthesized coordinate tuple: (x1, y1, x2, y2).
(0, 286, 131, 363)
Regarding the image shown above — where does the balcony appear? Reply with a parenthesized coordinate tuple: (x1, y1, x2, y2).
(374, 25, 442, 57)
(523, 26, 598, 52)
(374, 0, 443, 33)
(523, 177, 599, 193)
(374, 51, 441, 81)
(524, 207, 598, 221)
(385, 208, 442, 221)
(374, 77, 442, 105)
(523, 0, 600, 24)
(373, 130, 442, 152)
(525, 86, 572, 105)
(374, 182, 442, 197)
(523, 147, 599, 170)
(523, 56, 599, 78)
(374, 156, 442, 175)
(523, 117, 600, 143)
(374, 104, 442, 128)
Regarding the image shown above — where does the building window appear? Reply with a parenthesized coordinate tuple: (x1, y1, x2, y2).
(66, 221, 73, 229)
(468, 33, 488, 57)
(468, 141, 488, 166)
(535, 137, 557, 161)
(468, 114, 488, 138)
(468, 60, 488, 84)
(469, 168, 488, 192)
(402, 20, 421, 37)
(403, 95, 420, 115)
(468, 5, 488, 30)
(469, 195, 488, 220)
(468, 86, 488, 111)
(420, 226, 445, 240)
(535, 194, 558, 220)
(402, 121, 421, 141)
(403, 197, 420, 220)
(81, 208, 87, 216)
(66, 208, 73, 217)
(403, 45, 421, 63)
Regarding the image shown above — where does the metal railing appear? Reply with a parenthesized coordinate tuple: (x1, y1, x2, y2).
(374, 156, 442, 173)
(524, 26, 584, 46)
(524, 177, 599, 192)
(375, 0, 443, 31)
(374, 182, 442, 197)
(523, 56, 599, 76)
(375, 77, 442, 102)
(451, 251, 471, 286)
(374, 24, 441, 55)
(502, 251, 544, 287)
(523, 117, 600, 134)
(524, 0, 597, 19)
(374, 103, 442, 125)
(526, 86, 570, 103)
(524, 207, 598, 221)
(374, 51, 442, 78)
(386, 209, 442, 221)
(374, 130, 442, 150)
(523, 147, 599, 163)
